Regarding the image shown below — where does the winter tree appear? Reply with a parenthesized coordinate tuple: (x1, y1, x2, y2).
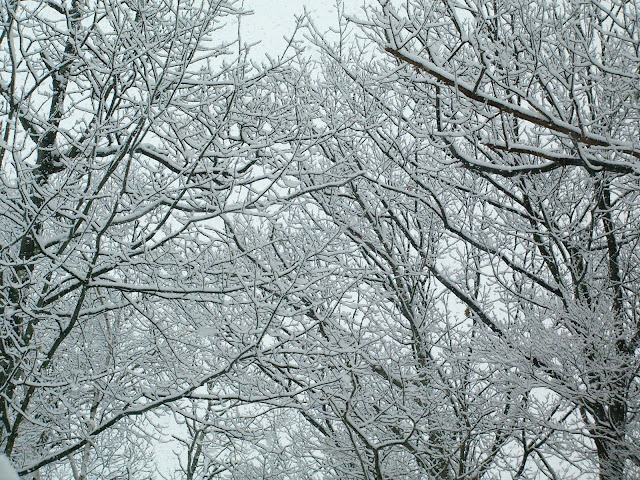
(0, 0, 309, 477)
(290, 0, 640, 479)
(3, 0, 640, 479)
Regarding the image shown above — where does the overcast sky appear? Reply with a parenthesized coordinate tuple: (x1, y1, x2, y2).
(239, 0, 372, 59)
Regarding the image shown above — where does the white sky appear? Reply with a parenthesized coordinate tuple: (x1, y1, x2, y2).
(0, 455, 19, 480)
(238, 0, 372, 59)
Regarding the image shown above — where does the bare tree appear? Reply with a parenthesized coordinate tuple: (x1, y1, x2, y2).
(0, 0, 306, 477)
(292, 1, 640, 479)
(4, 0, 639, 478)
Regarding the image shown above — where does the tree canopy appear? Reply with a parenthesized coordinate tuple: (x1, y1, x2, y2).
(1, 0, 639, 479)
